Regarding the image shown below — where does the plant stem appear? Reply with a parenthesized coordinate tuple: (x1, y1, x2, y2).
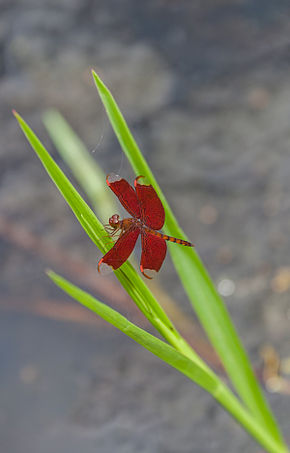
(154, 318, 214, 373)
(215, 384, 289, 453)
(159, 321, 288, 453)
(148, 316, 288, 453)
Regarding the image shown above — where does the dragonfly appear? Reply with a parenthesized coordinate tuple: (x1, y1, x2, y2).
(98, 173, 194, 279)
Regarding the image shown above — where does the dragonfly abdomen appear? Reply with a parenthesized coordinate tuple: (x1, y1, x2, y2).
(144, 227, 193, 247)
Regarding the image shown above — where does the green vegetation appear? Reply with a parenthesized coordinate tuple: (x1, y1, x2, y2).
(13, 72, 288, 453)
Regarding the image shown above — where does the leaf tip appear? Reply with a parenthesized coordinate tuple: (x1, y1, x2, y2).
(46, 268, 55, 279)
(12, 110, 25, 128)
(91, 70, 106, 93)
(91, 69, 99, 83)
(12, 109, 20, 120)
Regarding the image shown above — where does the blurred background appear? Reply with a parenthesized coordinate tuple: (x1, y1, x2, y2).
(1, 1, 290, 452)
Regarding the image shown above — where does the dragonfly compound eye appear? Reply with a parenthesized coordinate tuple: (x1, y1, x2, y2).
(109, 214, 120, 227)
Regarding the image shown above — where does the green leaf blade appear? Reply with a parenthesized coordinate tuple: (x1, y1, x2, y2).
(13, 111, 107, 253)
(14, 105, 288, 451)
(91, 73, 285, 444)
(48, 270, 289, 453)
(47, 270, 218, 393)
(43, 109, 116, 222)
(14, 111, 208, 371)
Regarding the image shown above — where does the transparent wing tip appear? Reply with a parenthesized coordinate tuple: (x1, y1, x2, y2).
(107, 173, 122, 184)
(140, 266, 157, 280)
(98, 260, 114, 276)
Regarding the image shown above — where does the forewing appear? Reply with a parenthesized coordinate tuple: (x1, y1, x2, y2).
(107, 173, 141, 218)
(135, 179, 165, 230)
(98, 226, 140, 273)
(140, 231, 167, 279)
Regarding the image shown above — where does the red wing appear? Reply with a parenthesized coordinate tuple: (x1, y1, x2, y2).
(134, 177, 165, 230)
(140, 231, 167, 279)
(107, 173, 141, 218)
(98, 226, 140, 273)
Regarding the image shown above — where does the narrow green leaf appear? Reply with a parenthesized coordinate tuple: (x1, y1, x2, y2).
(13, 110, 107, 253)
(91, 72, 285, 444)
(13, 105, 288, 450)
(47, 270, 217, 392)
(48, 270, 289, 453)
(43, 109, 116, 222)
(13, 111, 169, 327)
(13, 111, 208, 372)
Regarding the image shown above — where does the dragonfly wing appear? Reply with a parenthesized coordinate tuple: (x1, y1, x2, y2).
(107, 173, 141, 218)
(134, 177, 165, 230)
(98, 226, 140, 274)
(140, 231, 167, 279)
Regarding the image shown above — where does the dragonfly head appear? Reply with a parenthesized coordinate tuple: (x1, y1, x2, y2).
(108, 214, 121, 229)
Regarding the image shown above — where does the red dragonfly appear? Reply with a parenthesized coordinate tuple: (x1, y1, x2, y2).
(98, 173, 193, 279)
